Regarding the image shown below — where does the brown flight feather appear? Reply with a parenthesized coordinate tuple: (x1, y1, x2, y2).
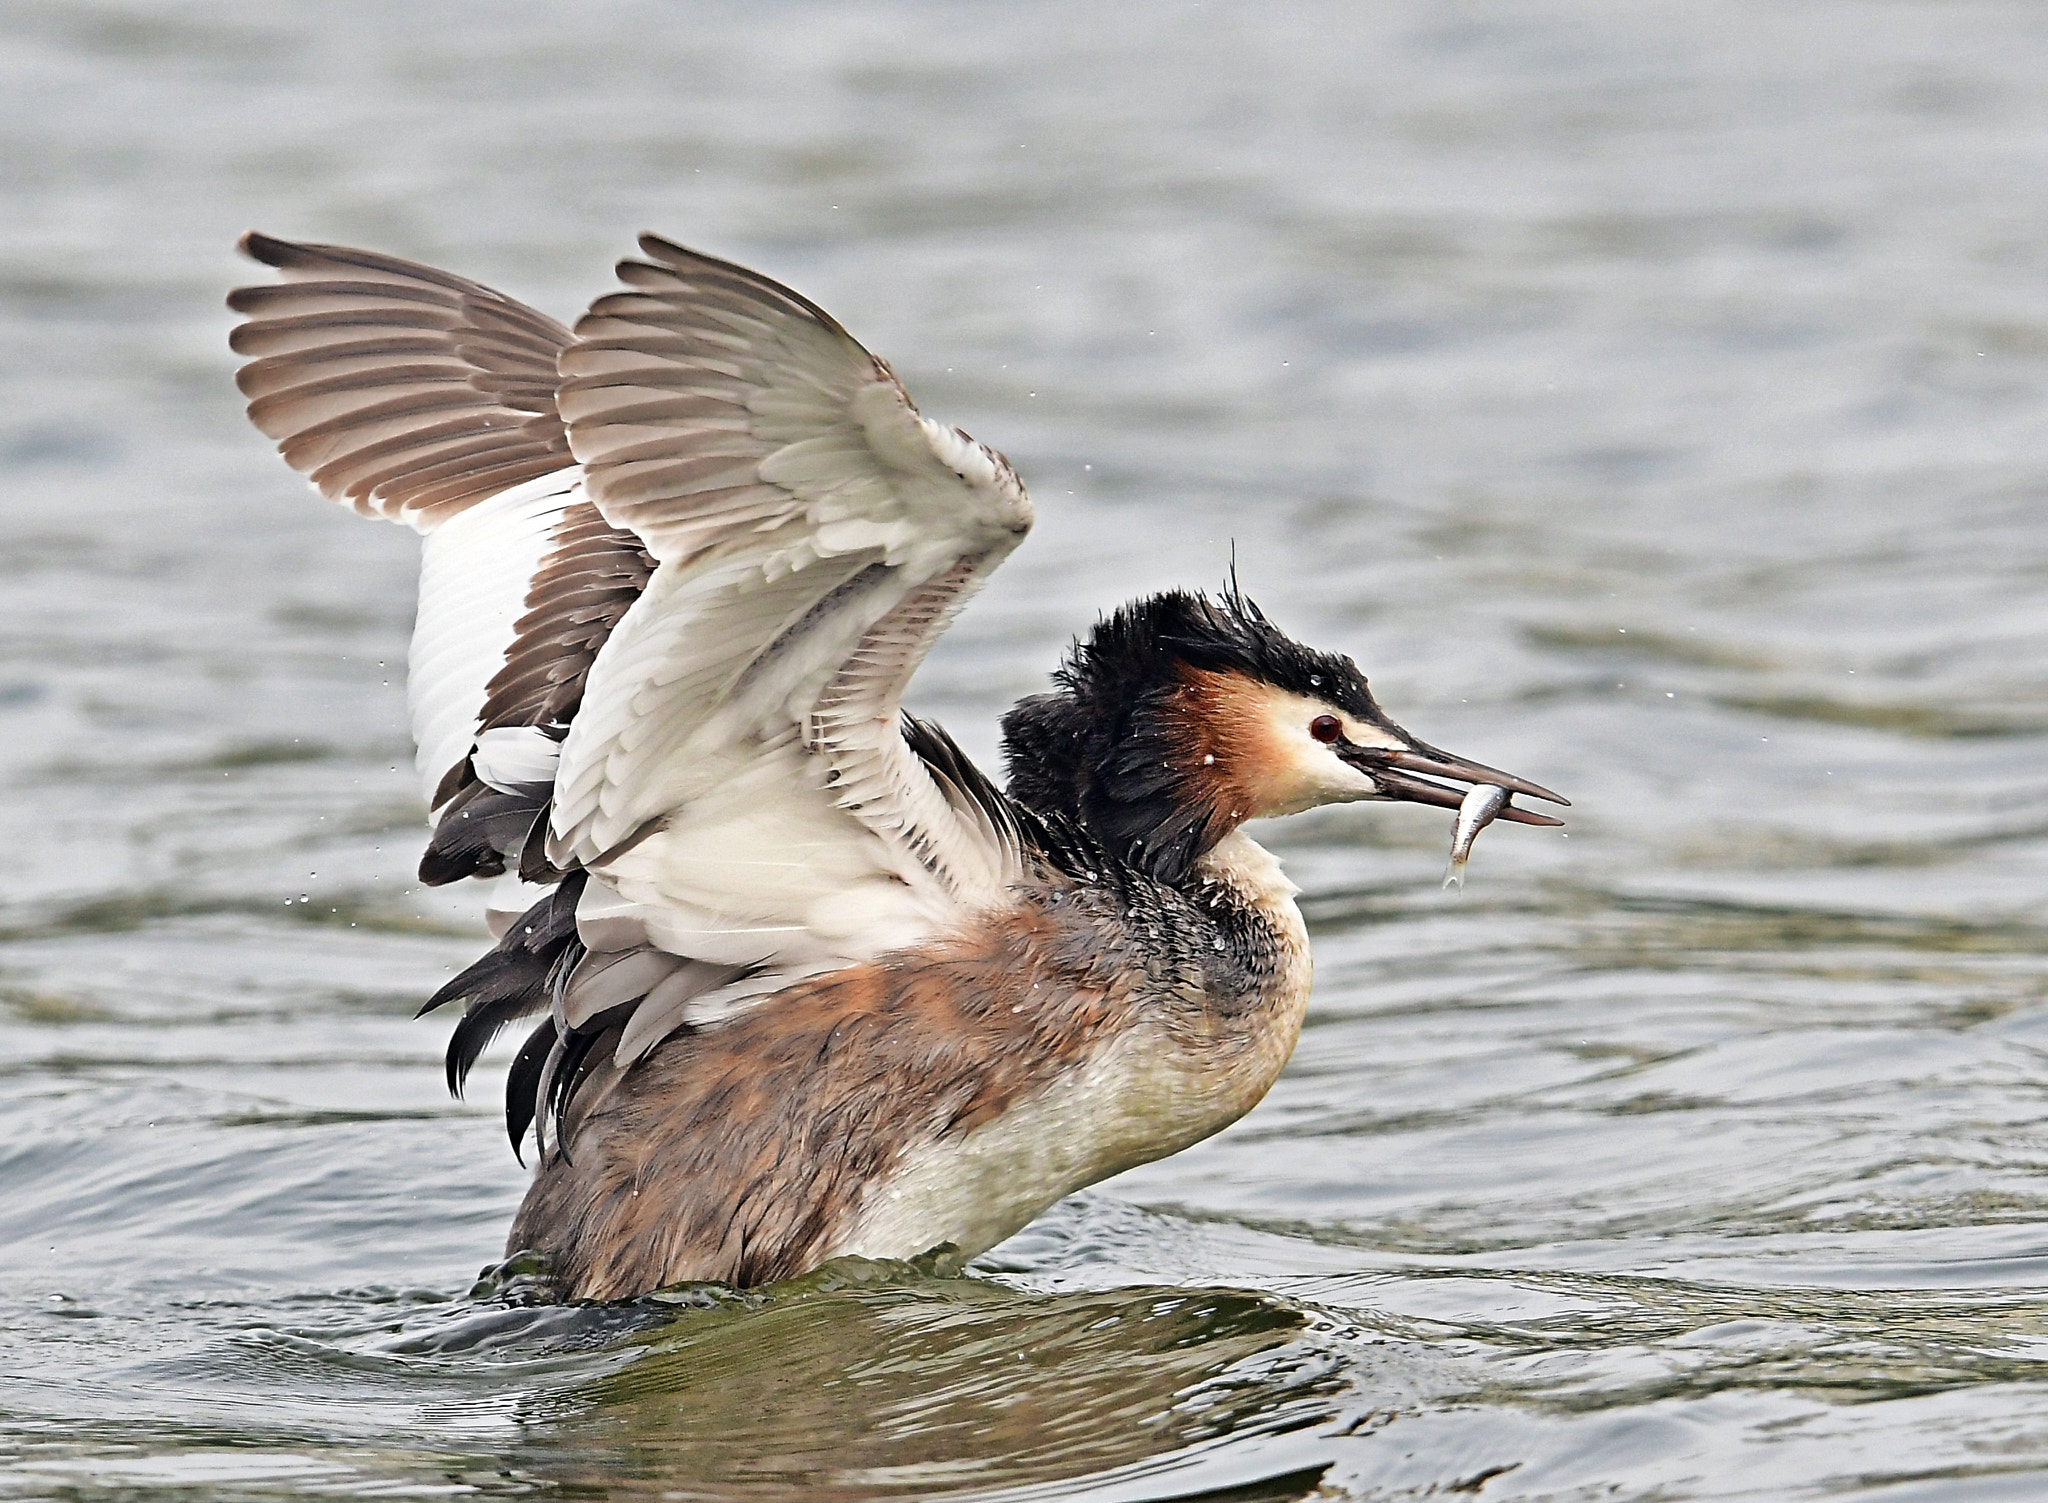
(475, 502, 656, 731)
(228, 232, 575, 528)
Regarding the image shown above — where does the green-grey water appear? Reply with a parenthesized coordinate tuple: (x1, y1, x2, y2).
(7, 1, 2048, 1497)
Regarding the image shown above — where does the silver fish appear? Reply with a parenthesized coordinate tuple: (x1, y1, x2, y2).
(1442, 783, 1510, 892)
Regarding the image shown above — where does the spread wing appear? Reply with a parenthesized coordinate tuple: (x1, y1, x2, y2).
(226, 235, 639, 920)
(233, 231, 1039, 1160)
(523, 236, 1034, 1081)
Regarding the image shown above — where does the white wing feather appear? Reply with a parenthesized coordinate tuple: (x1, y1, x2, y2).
(407, 469, 584, 806)
(551, 237, 1033, 1006)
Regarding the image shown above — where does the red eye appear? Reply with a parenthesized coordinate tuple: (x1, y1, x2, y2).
(1310, 715, 1343, 744)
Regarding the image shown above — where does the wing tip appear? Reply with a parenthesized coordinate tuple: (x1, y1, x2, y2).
(236, 229, 297, 268)
(228, 230, 288, 314)
(619, 232, 858, 342)
(636, 230, 691, 264)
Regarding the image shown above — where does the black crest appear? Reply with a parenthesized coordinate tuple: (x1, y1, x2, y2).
(1001, 587, 1378, 884)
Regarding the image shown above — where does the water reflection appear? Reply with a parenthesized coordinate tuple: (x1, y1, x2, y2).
(525, 1263, 1339, 1501)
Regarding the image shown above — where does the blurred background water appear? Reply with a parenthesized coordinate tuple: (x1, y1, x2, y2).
(5, 0, 2048, 1497)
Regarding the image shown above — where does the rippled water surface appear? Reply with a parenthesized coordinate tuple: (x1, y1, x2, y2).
(8, 1, 2048, 1497)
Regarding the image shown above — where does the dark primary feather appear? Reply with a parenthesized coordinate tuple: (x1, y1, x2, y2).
(537, 1018, 630, 1165)
(421, 871, 588, 1099)
(504, 1019, 556, 1162)
(417, 777, 553, 886)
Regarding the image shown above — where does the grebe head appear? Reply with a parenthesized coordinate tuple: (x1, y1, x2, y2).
(1002, 587, 1566, 883)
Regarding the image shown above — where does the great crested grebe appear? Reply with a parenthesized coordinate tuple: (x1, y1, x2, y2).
(229, 231, 1565, 1301)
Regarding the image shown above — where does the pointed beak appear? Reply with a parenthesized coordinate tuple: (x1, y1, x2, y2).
(1340, 737, 1570, 827)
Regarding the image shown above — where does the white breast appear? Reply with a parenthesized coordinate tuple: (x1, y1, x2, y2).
(830, 1021, 1236, 1266)
(834, 830, 1314, 1267)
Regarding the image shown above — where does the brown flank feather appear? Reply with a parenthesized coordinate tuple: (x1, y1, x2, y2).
(508, 893, 1124, 1299)
(506, 836, 1312, 1302)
